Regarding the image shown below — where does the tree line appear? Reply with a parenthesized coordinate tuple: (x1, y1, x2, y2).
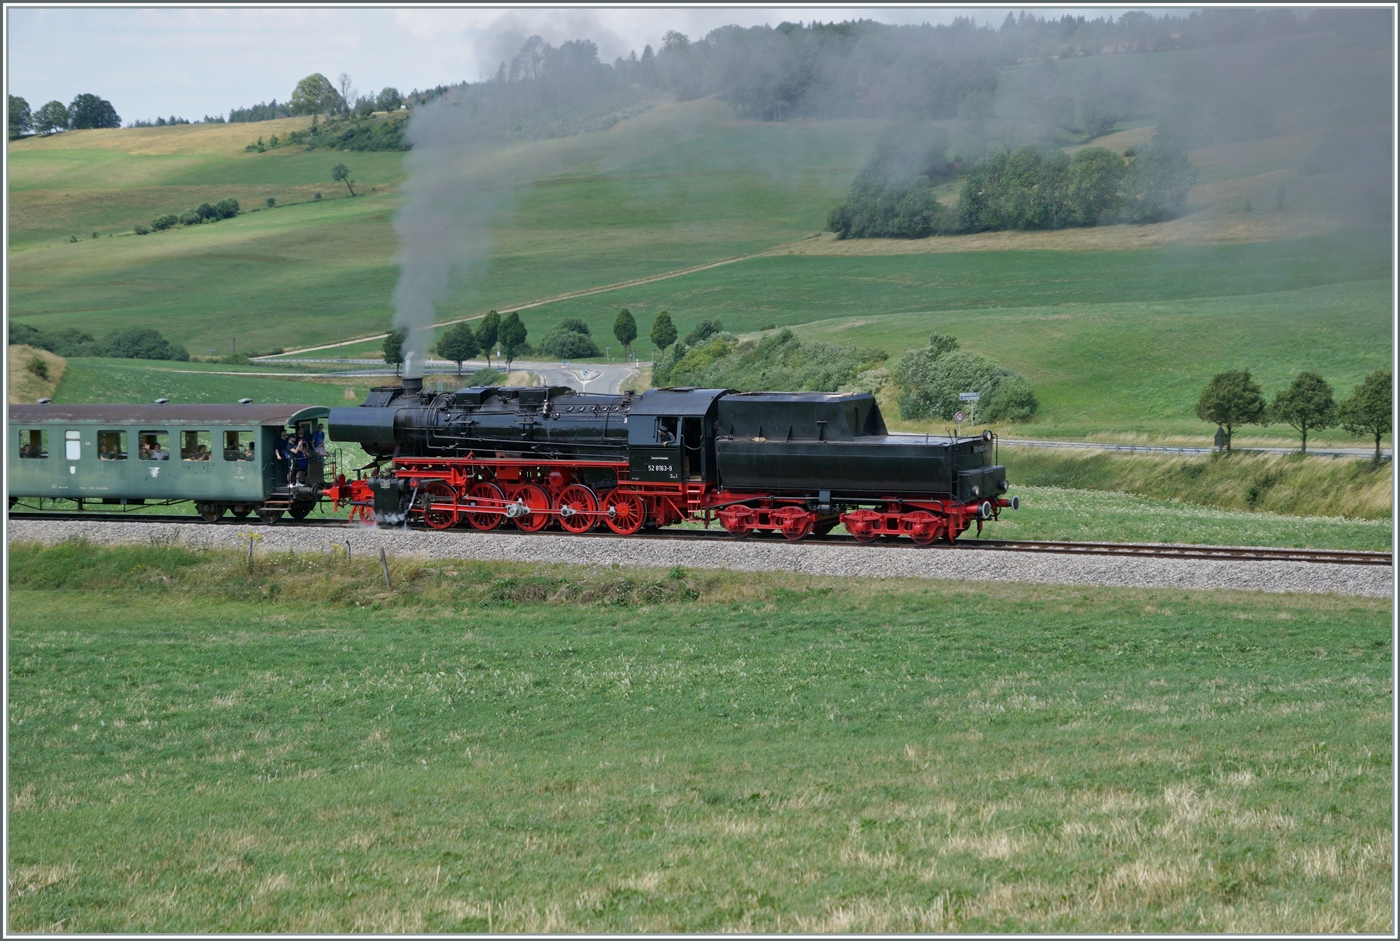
(9, 322, 189, 362)
(1196, 369, 1392, 461)
(8, 93, 120, 138)
(829, 126, 1197, 238)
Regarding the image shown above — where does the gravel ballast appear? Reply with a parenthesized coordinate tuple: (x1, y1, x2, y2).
(7, 519, 1391, 598)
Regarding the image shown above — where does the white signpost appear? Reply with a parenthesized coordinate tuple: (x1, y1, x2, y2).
(958, 391, 980, 432)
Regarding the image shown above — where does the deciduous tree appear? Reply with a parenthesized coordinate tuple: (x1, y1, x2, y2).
(8, 94, 32, 139)
(33, 100, 69, 135)
(1270, 371, 1336, 454)
(649, 310, 678, 353)
(1195, 369, 1268, 452)
(383, 327, 407, 375)
(1338, 368, 1392, 464)
(498, 312, 528, 368)
(476, 310, 501, 367)
(613, 308, 638, 358)
(290, 73, 341, 117)
(332, 163, 355, 196)
(67, 93, 120, 129)
(435, 321, 480, 376)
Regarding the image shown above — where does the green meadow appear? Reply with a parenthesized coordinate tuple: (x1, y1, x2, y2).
(7, 543, 1391, 933)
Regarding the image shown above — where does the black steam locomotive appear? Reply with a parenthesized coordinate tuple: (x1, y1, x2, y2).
(326, 378, 1016, 543)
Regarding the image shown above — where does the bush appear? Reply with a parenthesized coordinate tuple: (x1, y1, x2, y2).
(25, 355, 49, 380)
(213, 197, 239, 219)
(93, 326, 189, 361)
(536, 321, 601, 359)
(133, 223, 149, 235)
(313, 192, 322, 200)
(656, 328, 887, 393)
(150, 214, 178, 231)
(682, 318, 724, 347)
(178, 210, 201, 226)
(893, 336, 1036, 423)
(265, 197, 276, 208)
(195, 202, 218, 221)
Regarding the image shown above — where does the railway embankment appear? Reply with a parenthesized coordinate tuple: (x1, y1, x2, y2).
(8, 519, 1389, 598)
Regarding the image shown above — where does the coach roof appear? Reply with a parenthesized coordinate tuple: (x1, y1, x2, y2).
(8, 404, 330, 426)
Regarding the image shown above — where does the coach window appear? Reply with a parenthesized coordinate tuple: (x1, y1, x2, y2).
(64, 430, 82, 461)
(138, 431, 170, 460)
(181, 430, 212, 461)
(97, 430, 128, 460)
(223, 430, 255, 461)
(18, 429, 48, 459)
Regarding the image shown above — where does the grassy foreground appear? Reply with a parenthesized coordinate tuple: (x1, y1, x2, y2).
(8, 543, 1391, 933)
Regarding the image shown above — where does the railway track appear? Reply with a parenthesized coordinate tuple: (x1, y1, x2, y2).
(8, 511, 1391, 567)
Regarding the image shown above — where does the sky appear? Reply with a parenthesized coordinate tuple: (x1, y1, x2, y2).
(5, 5, 1174, 122)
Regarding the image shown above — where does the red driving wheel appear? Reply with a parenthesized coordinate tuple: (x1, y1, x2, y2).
(556, 484, 598, 534)
(510, 484, 551, 532)
(419, 481, 459, 530)
(602, 490, 646, 535)
(464, 482, 504, 531)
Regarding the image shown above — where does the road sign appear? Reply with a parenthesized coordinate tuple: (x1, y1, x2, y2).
(959, 392, 980, 401)
(955, 411, 965, 423)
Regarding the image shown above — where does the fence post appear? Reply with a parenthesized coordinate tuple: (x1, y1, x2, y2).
(379, 547, 392, 590)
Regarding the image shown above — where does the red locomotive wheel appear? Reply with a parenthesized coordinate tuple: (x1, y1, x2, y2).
(464, 482, 504, 531)
(556, 484, 598, 534)
(905, 511, 943, 546)
(419, 481, 459, 530)
(510, 484, 552, 532)
(772, 505, 814, 541)
(603, 491, 646, 535)
(350, 504, 377, 526)
(841, 509, 881, 543)
(718, 504, 756, 539)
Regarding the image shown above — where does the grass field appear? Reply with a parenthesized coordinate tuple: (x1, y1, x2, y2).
(7, 542, 1391, 932)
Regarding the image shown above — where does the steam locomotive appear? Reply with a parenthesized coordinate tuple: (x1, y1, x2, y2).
(325, 377, 1017, 543)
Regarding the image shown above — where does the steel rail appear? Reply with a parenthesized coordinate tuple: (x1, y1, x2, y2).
(8, 511, 1390, 566)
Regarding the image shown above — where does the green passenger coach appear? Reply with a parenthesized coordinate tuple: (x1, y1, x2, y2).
(8, 403, 331, 522)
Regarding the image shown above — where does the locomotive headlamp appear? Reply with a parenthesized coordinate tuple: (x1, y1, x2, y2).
(970, 485, 981, 498)
(983, 429, 993, 441)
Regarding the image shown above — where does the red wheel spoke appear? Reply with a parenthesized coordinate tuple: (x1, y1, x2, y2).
(556, 484, 598, 534)
(603, 491, 645, 535)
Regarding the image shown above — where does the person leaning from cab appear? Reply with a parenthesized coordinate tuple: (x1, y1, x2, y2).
(274, 429, 293, 485)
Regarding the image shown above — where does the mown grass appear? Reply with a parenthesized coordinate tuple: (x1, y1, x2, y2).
(7, 542, 1391, 933)
(989, 486, 1391, 551)
(52, 359, 363, 408)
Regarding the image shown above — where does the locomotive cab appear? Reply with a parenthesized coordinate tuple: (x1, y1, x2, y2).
(625, 389, 726, 483)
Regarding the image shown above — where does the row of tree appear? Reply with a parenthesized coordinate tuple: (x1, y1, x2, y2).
(408, 308, 679, 375)
(8, 93, 120, 138)
(1196, 369, 1392, 461)
(134, 198, 240, 235)
(829, 128, 1198, 238)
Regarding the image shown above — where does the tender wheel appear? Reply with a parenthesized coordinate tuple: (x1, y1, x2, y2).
(256, 508, 284, 525)
(602, 491, 646, 536)
(465, 482, 504, 531)
(196, 502, 225, 523)
(905, 511, 943, 546)
(418, 481, 459, 530)
(231, 505, 252, 519)
(288, 501, 316, 520)
(841, 509, 881, 544)
(773, 506, 815, 541)
(556, 484, 598, 534)
(509, 484, 551, 533)
(718, 505, 756, 539)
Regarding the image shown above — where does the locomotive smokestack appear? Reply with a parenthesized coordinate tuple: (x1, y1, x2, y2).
(402, 375, 423, 396)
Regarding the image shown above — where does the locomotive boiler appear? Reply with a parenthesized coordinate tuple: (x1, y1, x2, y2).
(325, 378, 1016, 543)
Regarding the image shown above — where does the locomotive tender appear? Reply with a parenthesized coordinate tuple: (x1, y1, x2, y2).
(325, 378, 1016, 542)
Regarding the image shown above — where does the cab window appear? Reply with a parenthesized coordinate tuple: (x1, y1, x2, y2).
(17, 429, 47, 459)
(223, 430, 255, 462)
(98, 430, 127, 460)
(181, 430, 212, 461)
(657, 417, 679, 445)
(138, 431, 170, 461)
